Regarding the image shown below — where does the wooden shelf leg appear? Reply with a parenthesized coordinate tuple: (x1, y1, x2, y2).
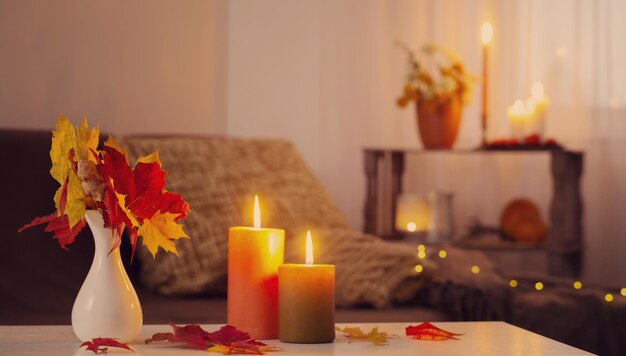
(363, 150, 381, 235)
(549, 151, 584, 277)
(389, 151, 405, 239)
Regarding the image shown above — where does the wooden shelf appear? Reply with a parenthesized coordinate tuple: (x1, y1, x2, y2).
(362, 148, 584, 277)
(363, 147, 574, 154)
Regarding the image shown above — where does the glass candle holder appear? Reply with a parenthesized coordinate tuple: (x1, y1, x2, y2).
(395, 193, 432, 236)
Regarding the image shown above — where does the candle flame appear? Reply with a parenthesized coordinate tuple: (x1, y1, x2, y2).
(305, 230, 313, 265)
(253, 195, 261, 228)
(481, 22, 493, 45)
(532, 82, 544, 99)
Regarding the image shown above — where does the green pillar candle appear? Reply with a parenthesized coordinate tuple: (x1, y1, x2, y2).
(279, 231, 335, 343)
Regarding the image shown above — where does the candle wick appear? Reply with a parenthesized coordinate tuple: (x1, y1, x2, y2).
(305, 230, 314, 265)
(253, 195, 261, 228)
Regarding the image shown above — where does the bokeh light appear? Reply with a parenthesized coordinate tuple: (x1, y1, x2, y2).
(407, 222, 417, 232)
(573, 281, 582, 290)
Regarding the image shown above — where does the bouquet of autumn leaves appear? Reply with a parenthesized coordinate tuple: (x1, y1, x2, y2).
(19, 117, 190, 258)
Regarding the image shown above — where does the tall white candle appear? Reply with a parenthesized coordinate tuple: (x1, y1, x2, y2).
(507, 100, 527, 140)
(531, 82, 549, 138)
(480, 22, 493, 146)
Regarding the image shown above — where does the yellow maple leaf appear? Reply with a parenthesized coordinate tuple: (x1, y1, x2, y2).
(137, 151, 161, 166)
(103, 135, 129, 164)
(367, 327, 391, 346)
(114, 191, 140, 228)
(51, 170, 87, 227)
(206, 344, 280, 354)
(206, 345, 230, 354)
(65, 170, 87, 227)
(49, 116, 77, 184)
(137, 211, 189, 258)
(75, 118, 99, 163)
(336, 326, 367, 339)
(335, 326, 392, 346)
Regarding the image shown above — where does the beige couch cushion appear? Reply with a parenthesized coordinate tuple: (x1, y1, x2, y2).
(123, 136, 349, 296)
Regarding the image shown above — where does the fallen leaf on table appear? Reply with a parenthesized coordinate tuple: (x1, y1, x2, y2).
(335, 326, 392, 345)
(207, 341, 280, 355)
(146, 324, 280, 355)
(80, 337, 132, 354)
(405, 322, 463, 341)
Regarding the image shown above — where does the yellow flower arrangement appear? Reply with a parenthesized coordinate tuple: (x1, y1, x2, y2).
(396, 41, 477, 109)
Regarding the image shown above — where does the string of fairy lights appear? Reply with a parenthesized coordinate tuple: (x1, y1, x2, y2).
(412, 244, 626, 303)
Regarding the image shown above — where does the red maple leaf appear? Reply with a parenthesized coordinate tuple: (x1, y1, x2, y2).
(100, 146, 188, 221)
(405, 322, 462, 341)
(98, 146, 189, 259)
(146, 324, 278, 355)
(207, 325, 265, 345)
(100, 145, 136, 199)
(80, 337, 132, 354)
(19, 213, 86, 249)
(148, 323, 211, 350)
(101, 181, 122, 236)
(125, 162, 189, 223)
(133, 162, 166, 204)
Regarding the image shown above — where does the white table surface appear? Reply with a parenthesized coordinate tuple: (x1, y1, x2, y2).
(0, 322, 593, 355)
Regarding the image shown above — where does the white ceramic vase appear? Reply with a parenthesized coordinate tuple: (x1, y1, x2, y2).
(72, 210, 143, 343)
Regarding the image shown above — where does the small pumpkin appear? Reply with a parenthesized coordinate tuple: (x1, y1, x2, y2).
(500, 198, 548, 243)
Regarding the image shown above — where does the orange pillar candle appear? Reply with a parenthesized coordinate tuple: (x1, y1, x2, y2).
(228, 195, 285, 339)
(279, 231, 335, 343)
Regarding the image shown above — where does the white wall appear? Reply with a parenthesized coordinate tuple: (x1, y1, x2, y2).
(0, 0, 227, 134)
(226, 0, 416, 229)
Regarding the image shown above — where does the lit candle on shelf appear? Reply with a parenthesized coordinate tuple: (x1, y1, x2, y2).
(507, 100, 527, 140)
(531, 82, 549, 138)
(524, 97, 538, 137)
(279, 231, 335, 343)
(395, 193, 431, 234)
(228, 195, 285, 339)
(480, 22, 493, 146)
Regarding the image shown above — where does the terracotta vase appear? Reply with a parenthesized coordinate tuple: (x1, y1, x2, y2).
(71, 210, 143, 342)
(416, 94, 463, 149)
